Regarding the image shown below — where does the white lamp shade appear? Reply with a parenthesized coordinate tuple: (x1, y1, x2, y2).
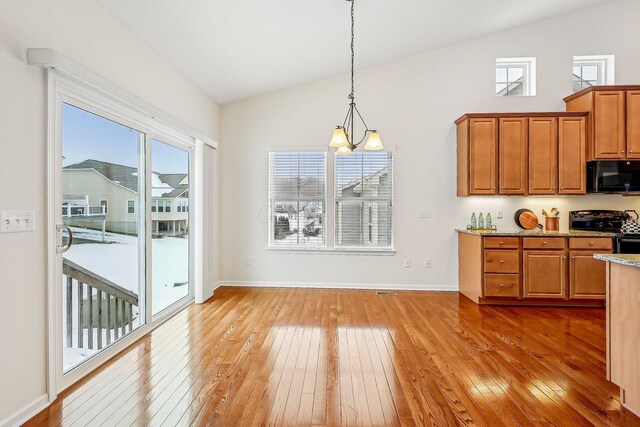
(363, 131, 383, 151)
(336, 145, 353, 155)
(329, 127, 349, 148)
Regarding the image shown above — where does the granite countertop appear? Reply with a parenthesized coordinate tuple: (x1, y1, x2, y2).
(593, 254, 640, 268)
(456, 228, 618, 237)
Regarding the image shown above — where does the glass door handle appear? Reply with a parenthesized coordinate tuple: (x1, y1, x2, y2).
(56, 224, 74, 254)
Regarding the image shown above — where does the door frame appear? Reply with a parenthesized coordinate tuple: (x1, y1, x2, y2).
(45, 69, 206, 399)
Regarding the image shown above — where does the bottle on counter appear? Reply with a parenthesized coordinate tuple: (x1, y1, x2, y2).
(471, 212, 477, 229)
(478, 213, 485, 229)
(486, 212, 492, 229)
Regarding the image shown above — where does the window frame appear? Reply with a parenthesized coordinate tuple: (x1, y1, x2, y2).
(100, 199, 108, 214)
(572, 55, 615, 92)
(266, 148, 395, 255)
(333, 151, 395, 252)
(268, 151, 328, 250)
(496, 57, 537, 97)
(127, 199, 135, 214)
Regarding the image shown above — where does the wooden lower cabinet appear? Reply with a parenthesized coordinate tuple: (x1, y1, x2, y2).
(458, 233, 610, 306)
(523, 250, 567, 299)
(570, 251, 610, 299)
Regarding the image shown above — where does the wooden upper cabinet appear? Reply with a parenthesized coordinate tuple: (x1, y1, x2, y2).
(569, 251, 608, 300)
(523, 251, 567, 299)
(594, 91, 626, 159)
(558, 116, 586, 194)
(627, 91, 640, 159)
(499, 118, 527, 195)
(528, 117, 558, 195)
(469, 118, 498, 195)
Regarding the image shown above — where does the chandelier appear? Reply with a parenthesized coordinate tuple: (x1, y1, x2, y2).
(328, 0, 383, 155)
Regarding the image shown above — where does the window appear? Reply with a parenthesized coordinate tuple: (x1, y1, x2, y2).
(335, 152, 393, 249)
(496, 57, 536, 96)
(100, 200, 108, 214)
(177, 200, 188, 212)
(269, 152, 326, 248)
(157, 200, 164, 213)
(127, 200, 135, 214)
(573, 55, 615, 92)
(165, 200, 171, 213)
(151, 200, 157, 212)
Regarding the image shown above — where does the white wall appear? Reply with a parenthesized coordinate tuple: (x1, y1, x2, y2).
(0, 0, 221, 423)
(220, 0, 640, 288)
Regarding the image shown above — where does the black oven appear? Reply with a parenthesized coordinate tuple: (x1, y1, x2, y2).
(615, 236, 640, 254)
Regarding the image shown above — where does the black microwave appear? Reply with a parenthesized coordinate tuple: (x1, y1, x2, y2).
(587, 160, 640, 193)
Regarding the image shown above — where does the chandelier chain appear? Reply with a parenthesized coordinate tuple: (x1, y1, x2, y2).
(350, 0, 355, 101)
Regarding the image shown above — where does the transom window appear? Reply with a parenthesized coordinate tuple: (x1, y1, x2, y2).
(573, 55, 615, 92)
(496, 57, 536, 97)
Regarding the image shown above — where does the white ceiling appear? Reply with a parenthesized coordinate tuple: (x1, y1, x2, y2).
(98, 0, 610, 104)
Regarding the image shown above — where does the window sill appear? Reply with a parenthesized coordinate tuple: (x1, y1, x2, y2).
(266, 248, 396, 256)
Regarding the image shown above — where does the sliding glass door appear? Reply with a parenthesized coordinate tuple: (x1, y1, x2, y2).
(151, 139, 191, 316)
(60, 103, 147, 373)
(57, 101, 195, 382)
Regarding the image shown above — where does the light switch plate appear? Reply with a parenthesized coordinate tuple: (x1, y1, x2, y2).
(417, 209, 431, 218)
(0, 210, 35, 233)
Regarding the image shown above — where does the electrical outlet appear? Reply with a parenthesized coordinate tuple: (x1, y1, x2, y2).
(497, 209, 504, 219)
(403, 258, 412, 268)
(417, 209, 431, 218)
(424, 258, 432, 268)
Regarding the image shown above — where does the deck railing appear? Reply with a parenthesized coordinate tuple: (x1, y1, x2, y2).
(63, 258, 139, 350)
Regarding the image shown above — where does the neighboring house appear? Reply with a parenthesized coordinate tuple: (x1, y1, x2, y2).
(336, 166, 392, 247)
(63, 159, 189, 236)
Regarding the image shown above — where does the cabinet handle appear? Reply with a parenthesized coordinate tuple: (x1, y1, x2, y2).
(571, 256, 576, 259)
(563, 256, 567, 259)
(500, 260, 505, 264)
(589, 242, 595, 245)
(499, 284, 506, 288)
(499, 241, 505, 245)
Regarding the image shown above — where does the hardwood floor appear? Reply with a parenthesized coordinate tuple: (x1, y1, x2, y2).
(25, 287, 640, 426)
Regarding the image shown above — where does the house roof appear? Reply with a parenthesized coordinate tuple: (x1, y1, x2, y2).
(64, 159, 188, 198)
(339, 167, 389, 193)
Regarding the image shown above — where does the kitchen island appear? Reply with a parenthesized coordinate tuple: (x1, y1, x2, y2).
(594, 254, 640, 417)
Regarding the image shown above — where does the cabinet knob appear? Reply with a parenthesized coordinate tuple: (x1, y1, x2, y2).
(563, 256, 567, 259)
(499, 241, 505, 245)
(500, 284, 506, 288)
(622, 150, 626, 153)
(571, 256, 576, 259)
(543, 241, 548, 245)
(500, 260, 505, 264)
(589, 242, 595, 246)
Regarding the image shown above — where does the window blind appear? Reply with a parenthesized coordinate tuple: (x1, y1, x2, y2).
(335, 151, 393, 249)
(269, 152, 326, 248)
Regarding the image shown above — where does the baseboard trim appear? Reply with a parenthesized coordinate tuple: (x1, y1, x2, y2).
(220, 280, 458, 292)
(0, 394, 49, 427)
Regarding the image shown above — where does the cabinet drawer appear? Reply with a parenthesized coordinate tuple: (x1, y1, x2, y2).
(523, 237, 566, 249)
(484, 250, 519, 273)
(484, 237, 520, 249)
(484, 274, 520, 297)
(569, 237, 613, 250)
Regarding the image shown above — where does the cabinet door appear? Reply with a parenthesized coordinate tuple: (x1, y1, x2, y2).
(469, 118, 498, 195)
(558, 116, 586, 194)
(627, 91, 640, 159)
(499, 118, 527, 195)
(528, 117, 558, 194)
(523, 250, 567, 299)
(569, 251, 608, 300)
(594, 91, 626, 159)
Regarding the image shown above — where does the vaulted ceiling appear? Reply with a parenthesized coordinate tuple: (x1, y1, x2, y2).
(98, 0, 611, 104)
